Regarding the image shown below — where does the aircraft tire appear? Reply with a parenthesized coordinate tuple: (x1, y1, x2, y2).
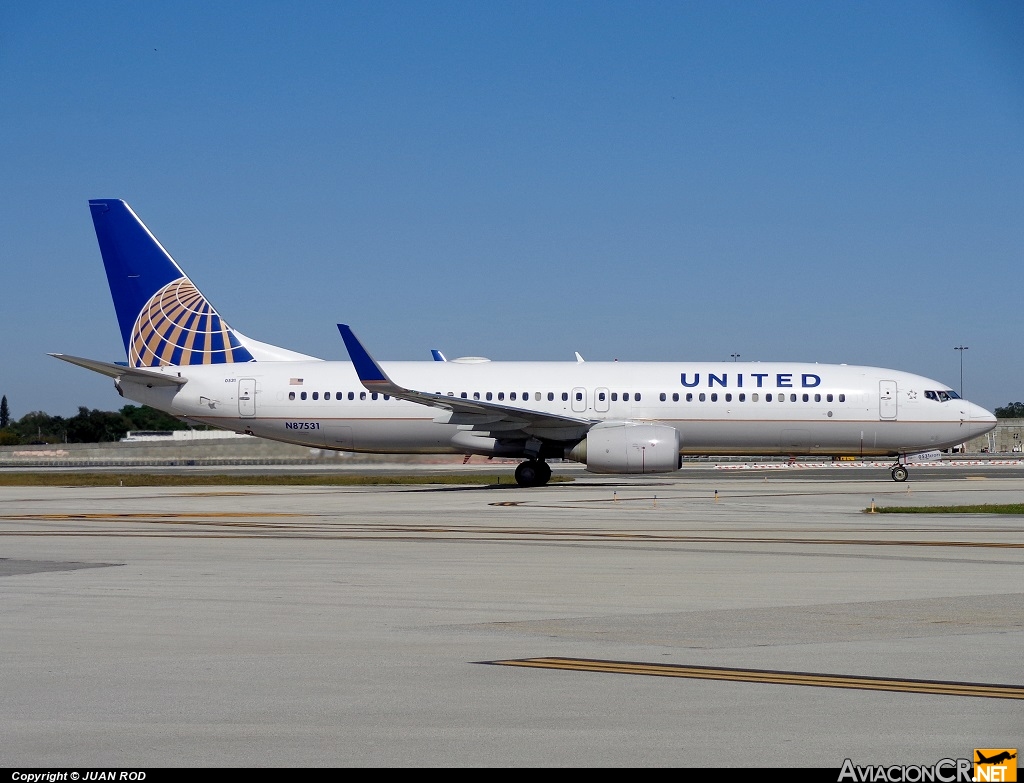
(891, 466, 908, 482)
(515, 461, 538, 487)
(515, 460, 551, 487)
(536, 461, 552, 486)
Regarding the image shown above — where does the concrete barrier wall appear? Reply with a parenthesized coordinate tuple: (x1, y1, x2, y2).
(0, 437, 469, 467)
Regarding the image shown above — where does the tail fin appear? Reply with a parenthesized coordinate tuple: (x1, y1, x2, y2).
(89, 200, 315, 367)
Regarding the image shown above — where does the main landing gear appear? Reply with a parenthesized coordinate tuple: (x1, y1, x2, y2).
(514, 460, 552, 487)
(891, 464, 909, 482)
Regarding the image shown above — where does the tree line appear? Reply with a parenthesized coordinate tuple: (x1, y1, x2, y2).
(0, 395, 197, 445)
(995, 402, 1024, 418)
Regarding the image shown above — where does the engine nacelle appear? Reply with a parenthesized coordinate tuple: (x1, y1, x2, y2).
(566, 423, 681, 474)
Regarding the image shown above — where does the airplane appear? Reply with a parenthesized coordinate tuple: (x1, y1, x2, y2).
(976, 752, 1016, 765)
(52, 199, 998, 487)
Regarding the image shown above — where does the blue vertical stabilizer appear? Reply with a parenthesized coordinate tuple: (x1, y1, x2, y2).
(88, 199, 254, 367)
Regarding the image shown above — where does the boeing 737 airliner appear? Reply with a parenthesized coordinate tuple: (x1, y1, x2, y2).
(53, 200, 997, 486)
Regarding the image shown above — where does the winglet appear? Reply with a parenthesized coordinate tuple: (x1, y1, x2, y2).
(431, 349, 447, 362)
(338, 324, 396, 389)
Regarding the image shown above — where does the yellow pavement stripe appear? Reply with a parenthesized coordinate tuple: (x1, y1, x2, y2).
(488, 658, 1024, 700)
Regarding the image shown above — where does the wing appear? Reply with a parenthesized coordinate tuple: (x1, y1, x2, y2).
(337, 325, 593, 441)
(50, 353, 188, 387)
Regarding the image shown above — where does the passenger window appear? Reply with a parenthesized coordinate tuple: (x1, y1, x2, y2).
(575, 392, 582, 401)
(738, 393, 745, 402)
(289, 391, 295, 400)
(766, 393, 772, 402)
(635, 393, 641, 401)
(371, 392, 378, 400)
(699, 393, 706, 402)
(348, 391, 355, 400)
(611, 393, 618, 401)
(562, 392, 568, 401)
(335, 392, 342, 400)
(752, 393, 758, 402)
(510, 392, 517, 401)
(535, 392, 541, 401)
(547, 392, 554, 401)
(623, 393, 630, 402)
(790, 394, 797, 402)
(672, 393, 679, 402)
(710, 393, 718, 402)
(660, 393, 666, 402)
(686, 393, 693, 402)
(725, 393, 732, 402)
(360, 392, 366, 400)
(802, 394, 809, 402)
(486, 392, 492, 401)
(301, 392, 307, 400)
(312, 392, 319, 400)
(598, 392, 605, 401)
(827, 394, 833, 403)
(839, 394, 846, 402)
(498, 392, 504, 401)
(384, 395, 390, 400)
(473, 392, 480, 400)
(814, 394, 821, 402)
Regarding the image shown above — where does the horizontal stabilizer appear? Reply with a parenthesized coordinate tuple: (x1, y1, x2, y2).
(50, 353, 188, 387)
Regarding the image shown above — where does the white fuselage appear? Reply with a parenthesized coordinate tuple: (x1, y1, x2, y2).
(119, 359, 995, 458)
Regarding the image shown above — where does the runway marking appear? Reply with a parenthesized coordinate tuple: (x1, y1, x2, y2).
(487, 658, 1024, 700)
(0, 512, 306, 520)
(0, 515, 1022, 548)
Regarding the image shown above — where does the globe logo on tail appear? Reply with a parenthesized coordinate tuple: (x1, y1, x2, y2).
(130, 277, 254, 366)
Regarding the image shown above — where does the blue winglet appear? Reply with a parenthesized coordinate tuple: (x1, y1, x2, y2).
(431, 349, 447, 362)
(338, 324, 390, 384)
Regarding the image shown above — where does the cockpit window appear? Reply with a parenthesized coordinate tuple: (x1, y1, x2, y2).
(925, 390, 959, 402)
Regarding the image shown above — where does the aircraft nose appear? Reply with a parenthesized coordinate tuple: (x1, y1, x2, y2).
(967, 402, 997, 436)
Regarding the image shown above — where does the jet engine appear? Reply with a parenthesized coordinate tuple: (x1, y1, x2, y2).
(566, 423, 681, 474)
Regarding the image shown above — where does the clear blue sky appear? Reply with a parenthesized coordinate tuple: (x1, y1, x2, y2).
(2, 1, 1021, 419)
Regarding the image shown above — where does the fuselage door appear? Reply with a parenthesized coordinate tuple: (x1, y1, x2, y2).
(571, 387, 587, 413)
(594, 387, 610, 413)
(879, 380, 897, 420)
(238, 378, 256, 417)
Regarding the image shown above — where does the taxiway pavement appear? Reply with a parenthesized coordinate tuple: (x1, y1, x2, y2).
(2, 466, 1022, 767)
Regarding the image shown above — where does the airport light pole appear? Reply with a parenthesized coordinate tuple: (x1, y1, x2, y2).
(731, 354, 740, 362)
(954, 345, 968, 398)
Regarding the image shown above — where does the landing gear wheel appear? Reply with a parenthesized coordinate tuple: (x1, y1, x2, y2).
(536, 461, 552, 486)
(891, 465, 909, 482)
(515, 461, 537, 487)
(514, 460, 551, 487)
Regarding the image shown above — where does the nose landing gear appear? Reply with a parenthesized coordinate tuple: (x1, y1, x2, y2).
(514, 460, 552, 487)
(891, 465, 908, 482)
